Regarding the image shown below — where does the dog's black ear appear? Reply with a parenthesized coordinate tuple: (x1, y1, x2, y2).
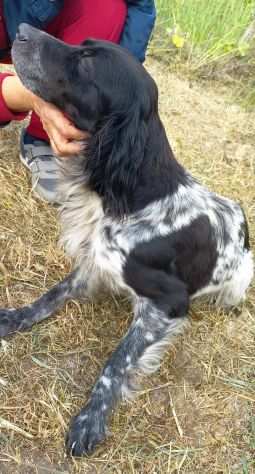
(80, 38, 95, 47)
(104, 108, 148, 214)
(80, 38, 99, 55)
(86, 105, 149, 217)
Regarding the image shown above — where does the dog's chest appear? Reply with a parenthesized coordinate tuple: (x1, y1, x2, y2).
(59, 184, 104, 261)
(58, 184, 129, 287)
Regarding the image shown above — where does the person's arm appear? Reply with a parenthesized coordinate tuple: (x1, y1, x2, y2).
(0, 73, 27, 123)
(0, 73, 88, 156)
(2, 74, 35, 112)
(120, 0, 156, 62)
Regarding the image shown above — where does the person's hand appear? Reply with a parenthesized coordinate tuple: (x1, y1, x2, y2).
(31, 94, 90, 156)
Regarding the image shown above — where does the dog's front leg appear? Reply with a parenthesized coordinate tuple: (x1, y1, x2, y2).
(0, 270, 88, 337)
(66, 298, 188, 456)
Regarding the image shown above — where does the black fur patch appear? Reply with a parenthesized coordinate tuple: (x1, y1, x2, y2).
(124, 215, 218, 297)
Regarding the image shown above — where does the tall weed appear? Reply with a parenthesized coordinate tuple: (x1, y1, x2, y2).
(153, 0, 255, 68)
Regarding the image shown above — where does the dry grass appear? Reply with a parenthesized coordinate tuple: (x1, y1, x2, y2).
(0, 59, 254, 473)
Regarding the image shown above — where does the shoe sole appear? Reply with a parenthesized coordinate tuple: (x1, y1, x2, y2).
(19, 152, 58, 204)
(19, 151, 30, 170)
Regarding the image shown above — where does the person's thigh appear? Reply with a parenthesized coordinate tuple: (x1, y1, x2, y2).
(46, 0, 127, 45)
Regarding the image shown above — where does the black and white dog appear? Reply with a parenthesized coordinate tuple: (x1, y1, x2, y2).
(1, 24, 253, 456)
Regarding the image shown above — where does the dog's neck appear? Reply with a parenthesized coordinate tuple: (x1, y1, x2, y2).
(132, 115, 189, 212)
(82, 112, 189, 218)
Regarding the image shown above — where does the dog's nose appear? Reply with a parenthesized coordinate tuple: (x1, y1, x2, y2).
(16, 23, 31, 42)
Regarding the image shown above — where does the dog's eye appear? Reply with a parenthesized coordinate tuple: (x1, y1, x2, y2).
(81, 49, 95, 58)
(78, 54, 94, 76)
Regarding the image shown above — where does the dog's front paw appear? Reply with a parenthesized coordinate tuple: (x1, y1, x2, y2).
(66, 404, 107, 457)
(0, 309, 19, 337)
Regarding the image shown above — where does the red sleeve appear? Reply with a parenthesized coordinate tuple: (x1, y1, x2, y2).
(0, 73, 27, 124)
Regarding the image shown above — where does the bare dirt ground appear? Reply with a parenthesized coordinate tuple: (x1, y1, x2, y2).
(0, 59, 254, 473)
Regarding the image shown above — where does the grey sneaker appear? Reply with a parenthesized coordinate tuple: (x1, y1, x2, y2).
(19, 129, 60, 203)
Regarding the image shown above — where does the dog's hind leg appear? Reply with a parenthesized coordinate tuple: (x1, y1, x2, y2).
(0, 270, 88, 337)
(66, 291, 189, 457)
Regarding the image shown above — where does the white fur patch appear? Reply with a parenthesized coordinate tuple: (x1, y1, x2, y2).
(217, 250, 254, 306)
(101, 376, 112, 389)
(138, 318, 188, 375)
(145, 332, 155, 342)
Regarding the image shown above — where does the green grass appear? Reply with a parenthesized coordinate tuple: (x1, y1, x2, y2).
(153, 0, 255, 68)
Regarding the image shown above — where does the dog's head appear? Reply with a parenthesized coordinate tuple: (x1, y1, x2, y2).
(12, 24, 171, 216)
(12, 23, 158, 133)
